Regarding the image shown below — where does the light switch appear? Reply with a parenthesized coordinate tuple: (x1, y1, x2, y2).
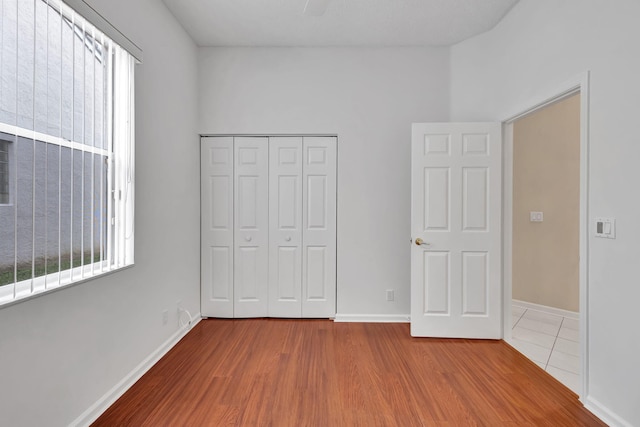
(530, 212, 543, 222)
(595, 218, 616, 239)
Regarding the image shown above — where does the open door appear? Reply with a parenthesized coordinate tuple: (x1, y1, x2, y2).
(411, 123, 502, 338)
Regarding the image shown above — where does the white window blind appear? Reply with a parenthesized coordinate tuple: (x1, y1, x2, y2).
(0, 0, 135, 305)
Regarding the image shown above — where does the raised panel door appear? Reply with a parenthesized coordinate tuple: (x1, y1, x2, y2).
(302, 137, 337, 318)
(268, 137, 303, 317)
(234, 137, 269, 318)
(201, 137, 234, 317)
(411, 123, 501, 338)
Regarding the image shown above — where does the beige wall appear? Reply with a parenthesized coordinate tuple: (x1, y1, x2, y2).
(512, 94, 580, 312)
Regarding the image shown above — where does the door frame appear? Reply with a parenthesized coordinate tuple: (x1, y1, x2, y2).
(501, 71, 590, 401)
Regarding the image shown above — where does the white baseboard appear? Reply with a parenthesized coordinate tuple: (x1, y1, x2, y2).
(334, 314, 410, 323)
(512, 299, 579, 320)
(585, 396, 633, 427)
(70, 314, 202, 427)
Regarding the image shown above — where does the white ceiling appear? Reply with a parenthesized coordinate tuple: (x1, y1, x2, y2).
(162, 0, 520, 47)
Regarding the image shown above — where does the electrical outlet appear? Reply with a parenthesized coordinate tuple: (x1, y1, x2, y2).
(162, 309, 169, 325)
(386, 289, 394, 302)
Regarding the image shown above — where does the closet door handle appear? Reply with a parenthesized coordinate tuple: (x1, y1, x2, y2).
(245, 236, 252, 242)
(285, 236, 292, 242)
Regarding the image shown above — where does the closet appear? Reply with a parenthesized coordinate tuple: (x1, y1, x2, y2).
(200, 136, 337, 318)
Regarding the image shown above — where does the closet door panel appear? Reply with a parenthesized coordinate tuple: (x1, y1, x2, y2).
(269, 137, 303, 317)
(306, 246, 327, 299)
(302, 137, 337, 318)
(201, 137, 234, 318)
(234, 137, 269, 318)
(237, 247, 259, 299)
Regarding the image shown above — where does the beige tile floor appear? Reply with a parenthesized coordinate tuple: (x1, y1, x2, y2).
(510, 303, 581, 394)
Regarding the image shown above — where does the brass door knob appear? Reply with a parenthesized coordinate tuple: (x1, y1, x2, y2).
(415, 238, 430, 246)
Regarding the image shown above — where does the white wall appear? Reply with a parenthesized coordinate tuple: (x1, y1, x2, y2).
(0, 0, 200, 425)
(451, 1, 640, 425)
(198, 47, 450, 317)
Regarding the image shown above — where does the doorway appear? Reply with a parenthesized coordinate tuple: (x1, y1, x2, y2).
(510, 93, 581, 393)
(502, 76, 589, 400)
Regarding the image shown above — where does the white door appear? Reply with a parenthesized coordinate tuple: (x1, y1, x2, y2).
(201, 137, 234, 317)
(302, 137, 337, 318)
(234, 137, 269, 317)
(410, 123, 502, 338)
(268, 137, 303, 317)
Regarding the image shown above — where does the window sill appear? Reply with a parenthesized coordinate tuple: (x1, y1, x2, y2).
(0, 263, 134, 310)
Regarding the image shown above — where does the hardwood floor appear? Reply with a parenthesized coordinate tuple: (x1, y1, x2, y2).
(92, 319, 604, 426)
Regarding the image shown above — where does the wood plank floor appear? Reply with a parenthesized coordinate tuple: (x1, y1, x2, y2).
(93, 319, 605, 426)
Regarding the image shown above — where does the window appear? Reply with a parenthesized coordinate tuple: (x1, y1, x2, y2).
(0, 140, 9, 204)
(0, 0, 135, 305)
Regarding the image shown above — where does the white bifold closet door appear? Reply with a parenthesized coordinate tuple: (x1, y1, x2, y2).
(269, 137, 303, 317)
(201, 135, 336, 318)
(201, 136, 234, 318)
(301, 137, 337, 318)
(234, 137, 269, 317)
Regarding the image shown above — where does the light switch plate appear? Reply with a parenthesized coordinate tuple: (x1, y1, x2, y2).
(595, 218, 616, 239)
(530, 212, 543, 222)
(386, 289, 394, 302)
